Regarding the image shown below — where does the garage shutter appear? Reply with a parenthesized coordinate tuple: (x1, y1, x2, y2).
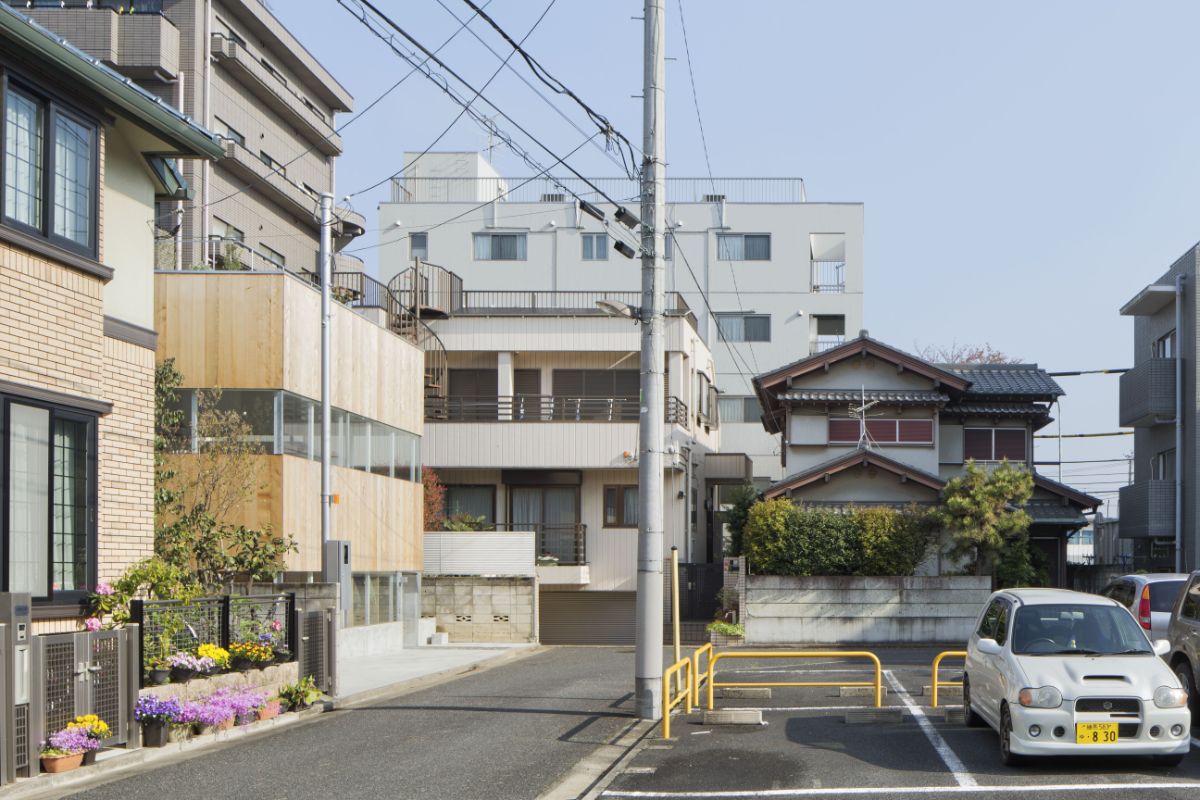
(540, 592, 636, 645)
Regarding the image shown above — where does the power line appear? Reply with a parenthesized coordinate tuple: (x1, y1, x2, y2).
(1033, 431, 1134, 439)
(1033, 458, 1132, 465)
(675, 0, 714, 192)
(458, 0, 641, 180)
(1047, 369, 1130, 376)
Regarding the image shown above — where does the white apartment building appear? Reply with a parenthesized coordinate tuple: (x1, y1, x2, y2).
(404, 263, 740, 643)
(378, 153, 864, 485)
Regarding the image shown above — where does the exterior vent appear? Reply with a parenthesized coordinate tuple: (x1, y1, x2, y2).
(702, 194, 726, 202)
(541, 193, 566, 202)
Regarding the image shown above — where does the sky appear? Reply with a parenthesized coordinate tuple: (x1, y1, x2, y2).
(270, 1, 1200, 515)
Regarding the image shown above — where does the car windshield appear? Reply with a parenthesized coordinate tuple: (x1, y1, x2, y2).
(1011, 603, 1153, 655)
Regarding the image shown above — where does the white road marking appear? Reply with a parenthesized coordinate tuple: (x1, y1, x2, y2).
(730, 705, 961, 712)
(884, 670, 976, 788)
(602, 783, 1200, 798)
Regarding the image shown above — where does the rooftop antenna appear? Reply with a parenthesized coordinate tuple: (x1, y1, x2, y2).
(848, 385, 883, 450)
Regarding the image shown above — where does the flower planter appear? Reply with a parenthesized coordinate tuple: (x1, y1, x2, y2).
(235, 712, 256, 727)
(82, 749, 98, 766)
(40, 753, 84, 773)
(256, 703, 281, 722)
(146, 668, 171, 686)
(141, 720, 170, 748)
(230, 656, 253, 672)
(708, 632, 745, 648)
(272, 648, 292, 663)
(169, 666, 198, 684)
(169, 724, 192, 743)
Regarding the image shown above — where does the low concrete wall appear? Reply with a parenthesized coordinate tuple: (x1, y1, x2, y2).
(421, 576, 537, 643)
(339, 621, 407, 659)
(140, 662, 299, 702)
(745, 575, 992, 645)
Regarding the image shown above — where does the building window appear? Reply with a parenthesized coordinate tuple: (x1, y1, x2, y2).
(473, 232, 526, 261)
(260, 244, 286, 268)
(716, 313, 770, 342)
(214, 117, 245, 147)
(814, 315, 846, 352)
(828, 417, 933, 445)
(445, 485, 495, 525)
(582, 232, 608, 261)
(717, 233, 770, 261)
(963, 427, 1027, 462)
(1154, 330, 1176, 359)
(259, 150, 285, 176)
(2, 84, 98, 256)
(718, 396, 761, 424)
(604, 486, 638, 527)
(411, 232, 428, 261)
(211, 217, 244, 242)
(260, 57, 287, 87)
(2, 397, 96, 603)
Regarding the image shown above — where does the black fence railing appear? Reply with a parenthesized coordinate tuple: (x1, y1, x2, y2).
(428, 394, 689, 423)
(330, 270, 388, 310)
(130, 593, 295, 686)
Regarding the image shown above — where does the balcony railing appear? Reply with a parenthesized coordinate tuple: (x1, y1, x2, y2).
(1118, 480, 1175, 539)
(391, 176, 806, 204)
(814, 335, 846, 353)
(11, 1, 166, 11)
(1118, 358, 1176, 427)
(484, 523, 586, 565)
(427, 395, 689, 424)
(811, 260, 846, 293)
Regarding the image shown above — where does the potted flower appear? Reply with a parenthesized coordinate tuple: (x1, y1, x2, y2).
(146, 657, 171, 686)
(706, 620, 746, 647)
(256, 698, 283, 722)
(190, 696, 234, 735)
(66, 714, 111, 765)
(197, 643, 229, 673)
(263, 619, 291, 662)
(277, 675, 321, 712)
(40, 728, 97, 773)
(134, 695, 181, 748)
(229, 641, 272, 670)
(167, 652, 213, 683)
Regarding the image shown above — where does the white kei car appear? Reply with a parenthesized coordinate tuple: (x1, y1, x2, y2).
(963, 588, 1191, 766)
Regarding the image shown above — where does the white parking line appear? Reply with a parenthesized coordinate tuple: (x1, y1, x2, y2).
(883, 670, 976, 788)
(602, 783, 1200, 798)
(732, 705, 961, 712)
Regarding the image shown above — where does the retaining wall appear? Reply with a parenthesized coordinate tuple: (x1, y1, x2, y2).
(421, 576, 538, 643)
(744, 575, 991, 645)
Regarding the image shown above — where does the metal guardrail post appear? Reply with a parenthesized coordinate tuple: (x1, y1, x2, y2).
(705, 651, 883, 710)
(128, 600, 145, 689)
(661, 656, 693, 739)
(691, 642, 712, 701)
(931, 650, 967, 709)
(124, 625, 142, 750)
(220, 595, 232, 650)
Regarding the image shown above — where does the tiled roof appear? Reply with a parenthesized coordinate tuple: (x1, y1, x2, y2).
(764, 446, 945, 500)
(1023, 500, 1088, 527)
(1033, 473, 1103, 509)
(942, 402, 1052, 417)
(944, 365, 1064, 399)
(777, 389, 950, 404)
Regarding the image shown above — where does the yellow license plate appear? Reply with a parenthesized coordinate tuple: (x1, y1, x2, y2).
(1075, 722, 1119, 744)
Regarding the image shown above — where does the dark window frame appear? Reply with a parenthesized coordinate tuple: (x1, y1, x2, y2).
(603, 485, 638, 528)
(0, 392, 98, 611)
(444, 484, 497, 525)
(963, 426, 1028, 463)
(0, 70, 101, 260)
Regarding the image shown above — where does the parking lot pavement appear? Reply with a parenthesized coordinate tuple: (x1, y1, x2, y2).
(599, 647, 1200, 800)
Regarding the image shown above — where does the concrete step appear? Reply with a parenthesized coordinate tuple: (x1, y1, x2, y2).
(717, 687, 772, 699)
(845, 708, 906, 724)
(702, 708, 765, 726)
(923, 684, 963, 697)
(839, 686, 887, 698)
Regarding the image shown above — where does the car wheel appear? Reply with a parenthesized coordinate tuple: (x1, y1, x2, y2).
(1174, 661, 1198, 723)
(1152, 754, 1185, 768)
(963, 676, 984, 728)
(1000, 704, 1026, 767)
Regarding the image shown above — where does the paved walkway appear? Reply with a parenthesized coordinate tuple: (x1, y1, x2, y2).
(336, 642, 539, 701)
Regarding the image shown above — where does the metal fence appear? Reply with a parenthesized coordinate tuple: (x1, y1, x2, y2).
(392, 176, 807, 204)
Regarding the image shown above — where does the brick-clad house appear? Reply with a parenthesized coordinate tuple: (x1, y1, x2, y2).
(0, 5, 222, 629)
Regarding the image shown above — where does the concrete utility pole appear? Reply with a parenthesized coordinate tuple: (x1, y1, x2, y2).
(635, 0, 666, 721)
(319, 193, 334, 572)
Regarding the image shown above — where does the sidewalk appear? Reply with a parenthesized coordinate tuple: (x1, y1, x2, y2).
(334, 642, 540, 704)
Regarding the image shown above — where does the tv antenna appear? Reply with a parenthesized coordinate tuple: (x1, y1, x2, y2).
(848, 386, 884, 449)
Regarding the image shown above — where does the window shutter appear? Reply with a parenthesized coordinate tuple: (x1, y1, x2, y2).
(866, 419, 897, 443)
(898, 419, 934, 444)
(514, 369, 540, 396)
(828, 418, 859, 443)
(552, 369, 585, 397)
(963, 428, 993, 460)
(993, 429, 1027, 461)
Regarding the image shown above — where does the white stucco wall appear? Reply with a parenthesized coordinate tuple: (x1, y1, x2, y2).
(102, 120, 158, 330)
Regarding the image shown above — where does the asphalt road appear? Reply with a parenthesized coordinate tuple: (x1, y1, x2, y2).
(63, 646, 639, 800)
(602, 647, 1200, 800)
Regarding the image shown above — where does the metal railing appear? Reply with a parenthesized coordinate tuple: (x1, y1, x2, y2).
(391, 261, 464, 315)
(427, 394, 688, 423)
(391, 176, 806, 204)
(479, 523, 586, 565)
(329, 270, 388, 310)
(704, 651, 883, 710)
(456, 289, 696, 320)
(811, 260, 846, 293)
(814, 335, 846, 353)
(9, 0, 166, 10)
(155, 235, 295, 275)
(931, 650, 967, 709)
(661, 656, 695, 738)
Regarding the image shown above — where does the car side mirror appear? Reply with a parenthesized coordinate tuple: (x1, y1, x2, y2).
(976, 638, 1002, 656)
(1154, 639, 1171, 657)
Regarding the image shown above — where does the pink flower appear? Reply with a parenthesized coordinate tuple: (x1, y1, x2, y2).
(270, 620, 283, 632)
(94, 582, 115, 596)
(84, 617, 101, 632)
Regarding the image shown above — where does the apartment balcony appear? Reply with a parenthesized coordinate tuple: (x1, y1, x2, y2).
(221, 140, 317, 222)
(811, 260, 846, 293)
(210, 33, 342, 156)
(391, 176, 807, 204)
(427, 395, 688, 425)
(423, 526, 589, 584)
(1118, 481, 1175, 539)
(24, 6, 179, 80)
(813, 335, 846, 353)
(1118, 358, 1176, 427)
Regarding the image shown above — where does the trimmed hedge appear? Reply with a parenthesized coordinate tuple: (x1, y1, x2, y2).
(743, 500, 937, 577)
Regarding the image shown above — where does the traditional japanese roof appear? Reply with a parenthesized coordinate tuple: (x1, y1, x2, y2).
(941, 402, 1051, 417)
(945, 365, 1064, 400)
(1032, 473, 1102, 510)
(776, 389, 950, 404)
(763, 447, 945, 500)
(1022, 500, 1089, 528)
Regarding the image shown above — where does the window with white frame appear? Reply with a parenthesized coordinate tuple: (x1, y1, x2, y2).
(259, 243, 286, 268)
(473, 232, 527, 261)
(717, 233, 770, 260)
(716, 313, 770, 342)
(581, 232, 608, 260)
(411, 232, 428, 261)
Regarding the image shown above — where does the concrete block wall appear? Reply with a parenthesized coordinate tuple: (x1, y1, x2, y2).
(421, 577, 537, 643)
(745, 575, 991, 645)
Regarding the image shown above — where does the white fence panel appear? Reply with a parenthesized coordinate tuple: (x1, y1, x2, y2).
(423, 532, 536, 577)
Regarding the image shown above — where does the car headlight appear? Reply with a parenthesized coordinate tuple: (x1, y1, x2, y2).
(1154, 686, 1189, 709)
(1018, 686, 1063, 708)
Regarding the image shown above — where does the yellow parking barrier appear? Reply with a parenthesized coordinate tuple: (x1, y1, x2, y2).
(705, 650, 883, 710)
(692, 642, 713, 701)
(931, 650, 967, 709)
(662, 655, 694, 738)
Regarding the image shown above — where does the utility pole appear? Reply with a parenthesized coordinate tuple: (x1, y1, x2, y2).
(635, 0, 666, 721)
(319, 193, 334, 579)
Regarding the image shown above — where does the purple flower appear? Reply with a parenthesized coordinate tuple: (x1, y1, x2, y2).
(134, 694, 182, 723)
(45, 727, 99, 754)
(94, 582, 114, 596)
(83, 617, 101, 632)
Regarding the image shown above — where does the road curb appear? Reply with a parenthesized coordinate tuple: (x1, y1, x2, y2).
(537, 717, 655, 800)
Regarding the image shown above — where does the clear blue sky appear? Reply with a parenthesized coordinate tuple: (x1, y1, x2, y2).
(272, 1, 1200, 513)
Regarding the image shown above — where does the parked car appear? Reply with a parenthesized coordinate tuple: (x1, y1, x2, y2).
(1166, 572, 1200, 720)
(964, 588, 1189, 767)
(1099, 574, 1188, 643)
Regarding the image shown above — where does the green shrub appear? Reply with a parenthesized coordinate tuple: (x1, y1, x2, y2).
(743, 500, 936, 577)
(706, 620, 745, 637)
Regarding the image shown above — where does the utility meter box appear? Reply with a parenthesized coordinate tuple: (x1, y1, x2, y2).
(0, 593, 32, 782)
(322, 540, 351, 626)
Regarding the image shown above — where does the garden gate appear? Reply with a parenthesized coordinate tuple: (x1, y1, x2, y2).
(295, 607, 336, 695)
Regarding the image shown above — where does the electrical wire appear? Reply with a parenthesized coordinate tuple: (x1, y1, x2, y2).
(675, 0, 714, 193)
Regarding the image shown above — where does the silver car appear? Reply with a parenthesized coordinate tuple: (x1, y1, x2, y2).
(1100, 574, 1188, 643)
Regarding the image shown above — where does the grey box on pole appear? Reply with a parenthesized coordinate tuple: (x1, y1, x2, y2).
(322, 540, 351, 626)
